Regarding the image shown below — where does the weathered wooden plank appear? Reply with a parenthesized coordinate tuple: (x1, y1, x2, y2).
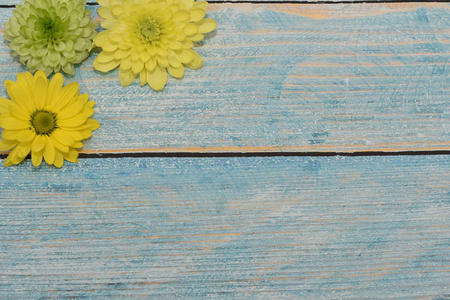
(0, 155, 449, 298)
(2, 0, 429, 5)
(0, 4, 449, 153)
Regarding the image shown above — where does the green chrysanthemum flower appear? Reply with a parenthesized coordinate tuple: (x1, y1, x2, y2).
(3, 0, 98, 76)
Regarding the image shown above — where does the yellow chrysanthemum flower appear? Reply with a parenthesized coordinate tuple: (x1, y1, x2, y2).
(93, 0, 217, 90)
(0, 71, 100, 168)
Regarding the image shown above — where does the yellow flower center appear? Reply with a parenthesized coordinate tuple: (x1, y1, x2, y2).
(30, 110, 58, 135)
(137, 17, 161, 42)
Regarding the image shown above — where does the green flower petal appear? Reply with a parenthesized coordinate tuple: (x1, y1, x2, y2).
(3, 0, 98, 76)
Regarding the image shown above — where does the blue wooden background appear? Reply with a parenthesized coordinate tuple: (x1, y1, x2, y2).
(0, 1, 449, 298)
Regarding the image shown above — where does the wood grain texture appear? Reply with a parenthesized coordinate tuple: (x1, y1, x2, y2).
(2, 0, 432, 5)
(0, 155, 449, 298)
(0, 4, 449, 154)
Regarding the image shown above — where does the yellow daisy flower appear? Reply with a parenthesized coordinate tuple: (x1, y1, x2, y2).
(93, 0, 217, 90)
(0, 71, 100, 168)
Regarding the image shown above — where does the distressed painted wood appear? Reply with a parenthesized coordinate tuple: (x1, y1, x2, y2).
(1, 1, 449, 299)
(0, 3, 449, 154)
(3, 0, 426, 5)
(0, 155, 449, 298)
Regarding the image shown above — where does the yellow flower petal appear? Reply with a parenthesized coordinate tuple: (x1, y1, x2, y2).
(185, 50, 203, 70)
(54, 82, 79, 109)
(31, 150, 43, 167)
(131, 59, 144, 74)
(34, 70, 47, 84)
(168, 40, 183, 51)
(72, 141, 83, 148)
(139, 50, 151, 62)
(0, 139, 18, 151)
(32, 135, 47, 152)
(93, 58, 121, 72)
(95, 51, 116, 64)
(58, 114, 88, 128)
(2, 129, 35, 143)
(196, 18, 217, 33)
(18, 141, 32, 158)
(9, 152, 23, 165)
(0, 115, 29, 130)
(147, 64, 168, 91)
(16, 73, 34, 97)
(0, 97, 12, 114)
(188, 32, 204, 42)
(109, 32, 124, 43)
(193, 1, 208, 11)
(1, 130, 16, 141)
(50, 136, 70, 153)
(63, 148, 79, 163)
(184, 23, 198, 35)
(98, 6, 115, 20)
(97, 0, 110, 7)
(52, 129, 75, 146)
(173, 10, 190, 22)
(179, 50, 194, 64)
(94, 0, 215, 90)
(175, 31, 187, 42)
(0, 71, 98, 167)
(103, 39, 118, 52)
(130, 48, 140, 62)
(9, 102, 31, 121)
(86, 119, 100, 131)
(145, 57, 157, 71)
(120, 56, 133, 70)
(18, 130, 35, 143)
(48, 73, 64, 107)
(94, 31, 110, 47)
(64, 130, 84, 141)
(66, 128, 92, 140)
(24, 72, 35, 89)
(155, 45, 168, 58)
(80, 94, 90, 104)
(181, 0, 195, 9)
(190, 8, 206, 22)
(53, 151, 64, 168)
(58, 99, 85, 120)
(82, 128, 93, 139)
(169, 53, 181, 68)
(5, 81, 34, 113)
(101, 19, 117, 30)
(43, 137, 56, 165)
(182, 40, 194, 49)
(6, 142, 30, 165)
(34, 75, 48, 110)
(119, 67, 137, 87)
(156, 55, 169, 68)
(115, 49, 131, 60)
(3, 155, 14, 167)
(168, 65, 184, 78)
(140, 68, 148, 86)
(111, 5, 124, 17)
(82, 106, 95, 118)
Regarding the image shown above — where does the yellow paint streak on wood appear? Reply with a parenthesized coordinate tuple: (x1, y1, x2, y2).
(250, 29, 450, 36)
(207, 40, 449, 49)
(288, 73, 446, 79)
(268, 3, 450, 20)
(51, 232, 244, 243)
(212, 53, 450, 60)
(294, 62, 450, 68)
(69, 142, 450, 155)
